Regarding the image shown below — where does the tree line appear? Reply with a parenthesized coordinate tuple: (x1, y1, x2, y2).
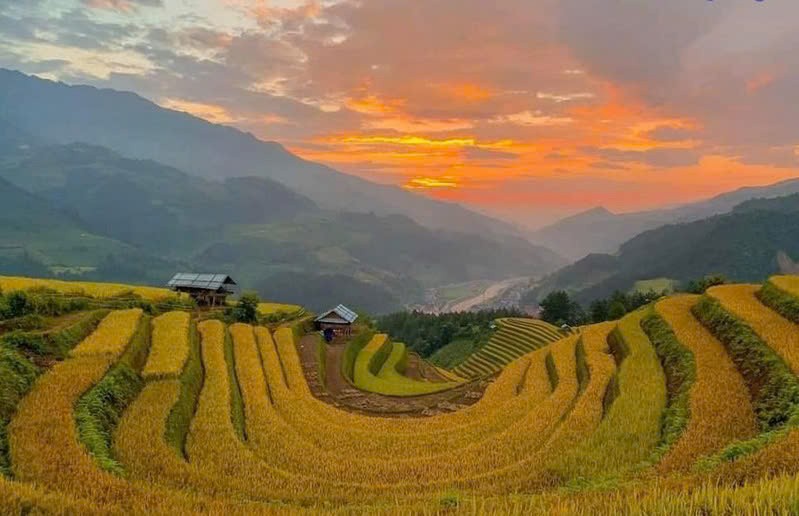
(537, 275, 727, 326)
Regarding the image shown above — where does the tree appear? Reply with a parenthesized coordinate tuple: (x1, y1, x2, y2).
(5, 291, 30, 318)
(589, 299, 609, 323)
(607, 301, 627, 321)
(686, 274, 727, 294)
(230, 291, 259, 323)
(540, 290, 584, 326)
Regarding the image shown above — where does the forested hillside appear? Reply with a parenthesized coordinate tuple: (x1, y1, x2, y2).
(529, 194, 799, 304)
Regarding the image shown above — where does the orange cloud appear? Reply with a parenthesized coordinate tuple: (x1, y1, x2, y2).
(404, 176, 460, 190)
(438, 83, 493, 102)
(160, 98, 236, 124)
(747, 72, 776, 93)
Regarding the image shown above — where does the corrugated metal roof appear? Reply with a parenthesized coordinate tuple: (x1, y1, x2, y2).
(315, 304, 358, 324)
(167, 273, 237, 291)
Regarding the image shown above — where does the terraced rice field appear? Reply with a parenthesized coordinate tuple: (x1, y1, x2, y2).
(0, 275, 174, 301)
(454, 317, 567, 378)
(352, 334, 462, 396)
(2, 275, 799, 513)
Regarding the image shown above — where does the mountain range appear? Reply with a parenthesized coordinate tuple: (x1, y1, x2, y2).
(0, 70, 563, 312)
(0, 69, 524, 240)
(531, 179, 799, 261)
(529, 192, 799, 304)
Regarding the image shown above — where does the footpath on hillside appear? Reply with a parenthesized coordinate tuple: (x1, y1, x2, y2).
(297, 335, 493, 417)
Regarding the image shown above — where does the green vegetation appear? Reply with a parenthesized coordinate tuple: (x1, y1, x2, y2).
(222, 329, 246, 441)
(74, 315, 150, 474)
(692, 296, 799, 430)
(225, 292, 259, 324)
(685, 275, 727, 294)
(529, 195, 799, 306)
(631, 278, 677, 295)
(164, 320, 202, 458)
(453, 318, 564, 378)
(341, 330, 375, 383)
(757, 279, 799, 323)
(0, 309, 108, 476)
(641, 310, 696, 461)
(0, 345, 39, 477)
(429, 337, 483, 369)
(539, 290, 585, 326)
(377, 308, 523, 360)
(352, 334, 460, 396)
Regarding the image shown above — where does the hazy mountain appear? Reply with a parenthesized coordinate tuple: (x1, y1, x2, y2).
(0, 69, 525, 241)
(0, 139, 563, 312)
(0, 173, 176, 283)
(529, 193, 799, 304)
(532, 179, 799, 260)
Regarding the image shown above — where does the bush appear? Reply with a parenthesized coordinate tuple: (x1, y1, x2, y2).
(74, 315, 150, 474)
(0, 344, 39, 476)
(164, 321, 202, 457)
(641, 310, 696, 461)
(693, 296, 799, 430)
(226, 292, 259, 324)
(1, 310, 108, 359)
(757, 280, 799, 324)
(686, 275, 727, 294)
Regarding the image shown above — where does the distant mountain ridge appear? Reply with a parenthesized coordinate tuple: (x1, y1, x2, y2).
(0, 69, 526, 242)
(532, 178, 799, 260)
(0, 129, 563, 312)
(530, 192, 799, 304)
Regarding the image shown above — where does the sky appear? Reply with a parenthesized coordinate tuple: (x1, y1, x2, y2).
(1, 0, 798, 228)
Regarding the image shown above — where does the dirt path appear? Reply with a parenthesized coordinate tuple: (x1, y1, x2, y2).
(297, 333, 493, 418)
(446, 277, 527, 313)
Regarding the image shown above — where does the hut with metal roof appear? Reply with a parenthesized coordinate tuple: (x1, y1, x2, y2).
(167, 273, 237, 307)
(315, 304, 358, 339)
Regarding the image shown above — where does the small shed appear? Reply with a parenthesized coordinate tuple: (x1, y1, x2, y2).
(315, 304, 358, 340)
(167, 273, 237, 307)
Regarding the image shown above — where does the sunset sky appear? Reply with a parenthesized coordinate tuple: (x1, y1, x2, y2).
(1, 0, 798, 227)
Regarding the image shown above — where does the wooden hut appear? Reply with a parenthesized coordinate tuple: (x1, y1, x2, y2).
(167, 273, 236, 307)
(315, 304, 358, 340)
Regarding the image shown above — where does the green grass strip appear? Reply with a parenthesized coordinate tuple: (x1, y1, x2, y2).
(341, 330, 374, 383)
(1, 310, 108, 359)
(164, 319, 203, 458)
(74, 314, 150, 475)
(693, 296, 799, 430)
(641, 309, 696, 464)
(692, 296, 799, 469)
(223, 327, 246, 442)
(757, 280, 799, 324)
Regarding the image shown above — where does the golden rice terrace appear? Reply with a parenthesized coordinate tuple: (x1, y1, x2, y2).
(1, 275, 799, 513)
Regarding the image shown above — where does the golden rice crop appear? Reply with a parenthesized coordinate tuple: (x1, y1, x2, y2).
(142, 311, 191, 379)
(70, 309, 143, 358)
(545, 312, 666, 480)
(708, 284, 799, 375)
(274, 327, 562, 440)
(770, 275, 799, 298)
(8, 280, 799, 512)
(266, 328, 556, 457)
(654, 296, 758, 473)
(188, 321, 390, 504)
(113, 379, 295, 513)
(244, 324, 585, 486)
(7, 349, 250, 513)
(0, 275, 174, 301)
(258, 302, 303, 315)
